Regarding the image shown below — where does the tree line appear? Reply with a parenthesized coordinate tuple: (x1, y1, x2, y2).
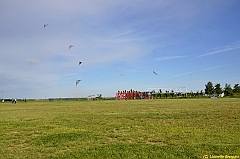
(204, 81, 240, 97)
(150, 82, 240, 99)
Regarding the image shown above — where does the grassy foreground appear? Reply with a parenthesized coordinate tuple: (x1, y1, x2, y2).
(0, 98, 239, 159)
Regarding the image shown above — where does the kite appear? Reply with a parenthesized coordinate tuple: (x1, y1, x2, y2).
(153, 71, 158, 75)
(76, 80, 81, 86)
(120, 72, 125, 76)
(79, 61, 82, 65)
(44, 24, 48, 28)
(69, 45, 74, 49)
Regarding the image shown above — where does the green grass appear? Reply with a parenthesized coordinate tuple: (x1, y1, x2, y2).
(0, 99, 239, 158)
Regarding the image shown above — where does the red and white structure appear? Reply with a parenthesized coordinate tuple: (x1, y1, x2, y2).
(116, 90, 153, 100)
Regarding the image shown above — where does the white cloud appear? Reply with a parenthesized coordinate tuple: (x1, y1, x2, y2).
(120, 72, 125, 76)
(156, 56, 186, 61)
(169, 64, 234, 79)
(197, 45, 240, 58)
(25, 58, 41, 65)
(4, 77, 13, 81)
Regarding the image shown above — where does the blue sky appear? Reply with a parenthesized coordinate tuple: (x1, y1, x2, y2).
(1, 0, 240, 99)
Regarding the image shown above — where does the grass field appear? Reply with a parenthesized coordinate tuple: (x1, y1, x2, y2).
(0, 98, 239, 158)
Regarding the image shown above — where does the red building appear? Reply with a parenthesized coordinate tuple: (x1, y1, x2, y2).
(116, 90, 153, 100)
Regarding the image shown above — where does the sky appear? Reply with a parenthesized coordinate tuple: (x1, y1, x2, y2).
(1, 0, 240, 99)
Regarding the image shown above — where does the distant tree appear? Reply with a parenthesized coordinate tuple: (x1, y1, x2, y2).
(96, 94, 102, 99)
(190, 91, 194, 97)
(214, 83, 223, 95)
(159, 89, 162, 98)
(177, 92, 181, 97)
(152, 90, 156, 94)
(170, 90, 174, 98)
(233, 84, 240, 93)
(151, 90, 156, 98)
(200, 90, 204, 97)
(224, 83, 233, 96)
(165, 90, 168, 98)
(205, 81, 214, 96)
(196, 91, 199, 97)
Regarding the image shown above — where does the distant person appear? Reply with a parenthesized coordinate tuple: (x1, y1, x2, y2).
(14, 98, 17, 104)
(12, 98, 14, 104)
(1, 99, 4, 103)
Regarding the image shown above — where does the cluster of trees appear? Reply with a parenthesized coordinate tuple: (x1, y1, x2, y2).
(152, 89, 191, 98)
(150, 82, 240, 99)
(205, 81, 240, 97)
